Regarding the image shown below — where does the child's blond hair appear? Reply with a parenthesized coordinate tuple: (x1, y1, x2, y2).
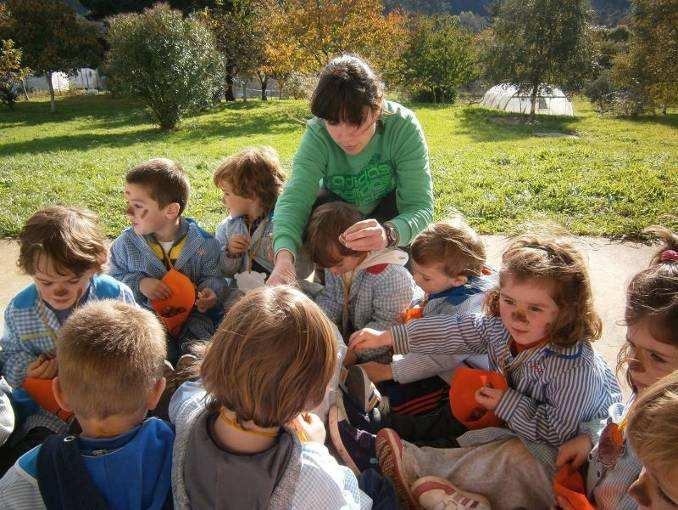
(200, 286, 337, 428)
(18, 206, 108, 276)
(212, 146, 285, 215)
(484, 235, 602, 346)
(57, 301, 167, 419)
(627, 370, 678, 474)
(411, 216, 486, 277)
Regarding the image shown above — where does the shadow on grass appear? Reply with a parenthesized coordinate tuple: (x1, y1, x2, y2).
(0, 96, 308, 156)
(452, 106, 582, 142)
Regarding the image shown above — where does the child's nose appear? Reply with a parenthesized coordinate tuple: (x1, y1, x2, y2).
(53, 286, 68, 297)
(125, 206, 134, 217)
(512, 309, 528, 323)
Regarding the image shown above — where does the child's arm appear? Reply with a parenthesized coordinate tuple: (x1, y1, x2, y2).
(363, 269, 417, 330)
(215, 218, 245, 277)
(109, 237, 149, 304)
(493, 363, 611, 446)
(1, 309, 40, 388)
(195, 237, 226, 309)
(315, 272, 343, 326)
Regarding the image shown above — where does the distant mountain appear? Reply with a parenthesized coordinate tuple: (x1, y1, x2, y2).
(384, 0, 631, 25)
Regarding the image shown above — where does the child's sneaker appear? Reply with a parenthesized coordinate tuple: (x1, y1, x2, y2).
(329, 393, 378, 475)
(376, 428, 418, 510)
(345, 364, 382, 413)
(411, 476, 491, 510)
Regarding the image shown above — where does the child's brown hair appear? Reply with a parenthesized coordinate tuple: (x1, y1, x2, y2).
(212, 146, 285, 215)
(306, 201, 363, 268)
(200, 286, 337, 428)
(18, 206, 108, 276)
(411, 216, 486, 277)
(627, 370, 678, 475)
(57, 300, 167, 419)
(617, 226, 678, 386)
(126, 158, 190, 214)
(484, 235, 602, 346)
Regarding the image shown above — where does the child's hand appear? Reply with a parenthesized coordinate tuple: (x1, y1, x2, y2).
(140, 278, 172, 300)
(26, 354, 58, 379)
(474, 384, 504, 411)
(556, 434, 593, 469)
(227, 234, 250, 256)
(294, 412, 326, 444)
(196, 288, 217, 313)
(348, 328, 392, 352)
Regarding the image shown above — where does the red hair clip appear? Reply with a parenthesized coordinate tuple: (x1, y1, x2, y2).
(660, 249, 678, 262)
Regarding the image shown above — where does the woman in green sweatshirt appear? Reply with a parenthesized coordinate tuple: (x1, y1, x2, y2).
(269, 54, 433, 285)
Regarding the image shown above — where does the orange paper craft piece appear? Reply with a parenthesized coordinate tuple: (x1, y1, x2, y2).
(449, 367, 508, 430)
(553, 464, 596, 510)
(22, 377, 73, 422)
(401, 306, 424, 323)
(151, 268, 196, 336)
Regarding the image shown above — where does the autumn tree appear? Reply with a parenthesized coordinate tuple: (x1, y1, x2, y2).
(481, 0, 594, 120)
(1, 0, 102, 112)
(106, 3, 223, 130)
(0, 39, 30, 108)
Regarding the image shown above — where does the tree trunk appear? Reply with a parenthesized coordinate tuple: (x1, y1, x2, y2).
(530, 83, 539, 123)
(259, 76, 268, 101)
(21, 78, 29, 101)
(224, 74, 235, 101)
(242, 79, 247, 102)
(47, 71, 56, 113)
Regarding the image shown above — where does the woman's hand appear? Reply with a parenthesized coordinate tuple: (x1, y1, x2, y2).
(348, 328, 393, 352)
(266, 250, 297, 286)
(341, 219, 388, 252)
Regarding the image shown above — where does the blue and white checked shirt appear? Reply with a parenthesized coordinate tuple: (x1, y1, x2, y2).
(1, 274, 134, 388)
(391, 314, 622, 452)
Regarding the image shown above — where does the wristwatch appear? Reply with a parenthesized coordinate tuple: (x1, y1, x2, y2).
(383, 222, 399, 248)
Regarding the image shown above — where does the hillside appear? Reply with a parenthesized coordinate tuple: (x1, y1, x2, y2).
(385, 0, 631, 25)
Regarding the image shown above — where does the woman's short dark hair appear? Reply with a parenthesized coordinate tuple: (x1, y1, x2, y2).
(311, 54, 384, 126)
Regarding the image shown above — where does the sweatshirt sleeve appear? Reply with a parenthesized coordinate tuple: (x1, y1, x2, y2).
(388, 111, 433, 246)
(273, 126, 328, 257)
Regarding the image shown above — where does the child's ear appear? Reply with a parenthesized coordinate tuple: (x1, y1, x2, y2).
(52, 377, 73, 412)
(146, 377, 167, 411)
(450, 275, 468, 287)
(164, 202, 181, 220)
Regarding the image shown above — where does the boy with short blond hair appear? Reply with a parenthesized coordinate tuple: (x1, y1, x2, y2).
(0, 301, 174, 509)
(110, 158, 225, 358)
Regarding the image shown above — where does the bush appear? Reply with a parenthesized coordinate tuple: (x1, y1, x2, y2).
(105, 3, 223, 130)
(398, 15, 475, 104)
(585, 70, 615, 113)
(0, 39, 29, 109)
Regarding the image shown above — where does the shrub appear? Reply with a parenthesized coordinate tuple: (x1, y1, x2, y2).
(0, 39, 29, 109)
(105, 3, 223, 130)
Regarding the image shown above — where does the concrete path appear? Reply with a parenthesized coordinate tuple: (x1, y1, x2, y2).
(0, 236, 657, 392)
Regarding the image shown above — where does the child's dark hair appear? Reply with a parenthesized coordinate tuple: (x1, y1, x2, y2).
(411, 216, 486, 277)
(617, 227, 678, 385)
(200, 286, 337, 428)
(212, 146, 284, 215)
(485, 235, 602, 346)
(306, 201, 363, 268)
(311, 54, 384, 126)
(126, 158, 190, 214)
(18, 206, 108, 276)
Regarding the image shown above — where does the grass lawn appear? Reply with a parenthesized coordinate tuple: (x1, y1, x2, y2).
(0, 94, 675, 238)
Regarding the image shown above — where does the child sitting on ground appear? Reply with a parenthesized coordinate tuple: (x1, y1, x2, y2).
(0, 301, 174, 509)
(169, 286, 396, 509)
(341, 234, 623, 507)
(307, 201, 421, 362)
(625, 370, 678, 509)
(109, 158, 224, 360)
(1, 206, 134, 444)
(346, 217, 494, 413)
(555, 226, 678, 510)
(213, 146, 313, 291)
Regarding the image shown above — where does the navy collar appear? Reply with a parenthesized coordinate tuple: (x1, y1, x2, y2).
(429, 275, 486, 306)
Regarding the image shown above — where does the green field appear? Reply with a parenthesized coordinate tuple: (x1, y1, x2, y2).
(0, 94, 676, 238)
